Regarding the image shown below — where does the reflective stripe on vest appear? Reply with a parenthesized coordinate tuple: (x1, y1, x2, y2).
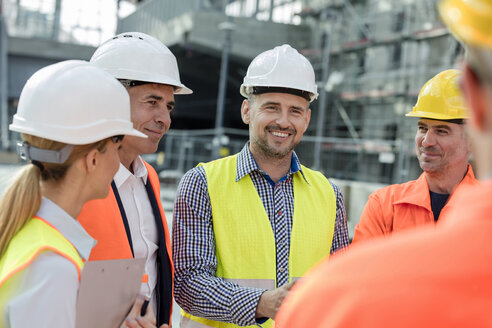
(0, 217, 84, 327)
(182, 154, 337, 328)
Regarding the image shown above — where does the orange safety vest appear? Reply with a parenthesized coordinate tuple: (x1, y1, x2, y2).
(353, 164, 478, 243)
(276, 181, 492, 328)
(77, 161, 173, 326)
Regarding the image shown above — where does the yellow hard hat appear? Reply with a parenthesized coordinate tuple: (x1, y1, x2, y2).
(406, 69, 469, 120)
(438, 0, 492, 50)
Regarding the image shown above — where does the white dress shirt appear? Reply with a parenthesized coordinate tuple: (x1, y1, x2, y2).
(5, 197, 96, 328)
(113, 156, 159, 314)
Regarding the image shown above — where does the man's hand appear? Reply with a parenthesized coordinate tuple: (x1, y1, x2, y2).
(255, 282, 296, 320)
(120, 296, 160, 328)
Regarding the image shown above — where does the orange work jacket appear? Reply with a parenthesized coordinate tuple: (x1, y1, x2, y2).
(353, 164, 478, 243)
(275, 180, 492, 328)
(77, 161, 173, 326)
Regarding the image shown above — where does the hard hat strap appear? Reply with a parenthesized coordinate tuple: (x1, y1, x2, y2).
(119, 79, 180, 92)
(119, 79, 152, 88)
(17, 141, 74, 164)
(251, 86, 311, 102)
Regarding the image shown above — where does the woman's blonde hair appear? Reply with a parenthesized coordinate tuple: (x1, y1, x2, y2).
(0, 134, 110, 256)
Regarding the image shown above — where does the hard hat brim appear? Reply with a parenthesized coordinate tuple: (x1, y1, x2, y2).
(405, 109, 468, 120)
(9, 119, 147, 145)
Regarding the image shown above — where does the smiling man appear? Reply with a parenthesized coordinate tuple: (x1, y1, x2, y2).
(76, 32, 192, 327)
(172, 44, 349, 328)
(353, 69, 479, 243)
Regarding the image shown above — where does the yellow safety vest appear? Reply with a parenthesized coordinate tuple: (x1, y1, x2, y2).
(181, 154, 337, 328)
(0, 217, 84, 328)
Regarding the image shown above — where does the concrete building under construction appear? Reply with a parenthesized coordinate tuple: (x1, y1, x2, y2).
(0, 0, 464, 232)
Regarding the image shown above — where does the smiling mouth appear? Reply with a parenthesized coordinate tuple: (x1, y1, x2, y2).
(421, 151, 441, 158)
(145, 128, 163, 138)
(271, 131, 290, 138)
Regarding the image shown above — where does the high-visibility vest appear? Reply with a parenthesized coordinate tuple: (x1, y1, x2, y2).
(181, 154, 337, 328)
(77, 161, 174, 326)
(0, 217, 84, 328)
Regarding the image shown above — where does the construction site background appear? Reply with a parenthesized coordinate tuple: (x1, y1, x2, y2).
(0, 0, 465, 237)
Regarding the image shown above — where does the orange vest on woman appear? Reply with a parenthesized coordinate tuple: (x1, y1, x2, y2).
(77, 161, 173, 326)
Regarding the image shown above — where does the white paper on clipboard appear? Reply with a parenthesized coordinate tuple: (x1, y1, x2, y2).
(76, 258, 145, 328)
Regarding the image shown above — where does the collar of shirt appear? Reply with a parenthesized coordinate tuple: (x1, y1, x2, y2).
(37, 197, 96, 260)
(114, 155, 149, 188)
(235, 142, 308, 185)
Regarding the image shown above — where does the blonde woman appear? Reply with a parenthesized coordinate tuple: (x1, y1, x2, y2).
(0, 60, 159, 328)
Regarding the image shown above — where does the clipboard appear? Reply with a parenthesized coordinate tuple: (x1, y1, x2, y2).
(76, 258, 145, 328)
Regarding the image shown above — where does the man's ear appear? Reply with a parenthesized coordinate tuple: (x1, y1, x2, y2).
(84, 149, 99, 174)
(241, 99, 251, 124)
(303, 108, 311, 133)
(462, 64, 488, 132)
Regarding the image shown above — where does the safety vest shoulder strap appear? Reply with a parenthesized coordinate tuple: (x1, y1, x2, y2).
(0, 217, 83, 328)
(0, 217, 83, 287)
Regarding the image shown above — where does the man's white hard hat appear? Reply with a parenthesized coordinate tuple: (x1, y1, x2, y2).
(240, 44, 318, 102)
(90, 32, 192, 95)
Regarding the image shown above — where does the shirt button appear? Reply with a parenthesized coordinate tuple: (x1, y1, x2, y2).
(279, 267, 285, 273)
(277, 211, 282, 215)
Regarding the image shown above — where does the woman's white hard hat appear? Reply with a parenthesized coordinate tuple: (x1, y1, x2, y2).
(10, 60, 146, 145)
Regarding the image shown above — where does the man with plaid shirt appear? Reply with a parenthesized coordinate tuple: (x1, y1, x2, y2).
(172, 44, 349, 328)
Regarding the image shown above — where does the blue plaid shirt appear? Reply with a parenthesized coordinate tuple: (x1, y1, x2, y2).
(172, 144, 349, 326)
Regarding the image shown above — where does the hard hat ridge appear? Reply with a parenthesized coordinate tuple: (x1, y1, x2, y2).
(90, 32, 193, 95)
(240, 44, 318, 102)
(9, 60, 146, 145)
(438, 0, 492, 50)
(406, 69, 469, 121)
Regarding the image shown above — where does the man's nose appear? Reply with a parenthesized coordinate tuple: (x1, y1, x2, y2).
(275, 109, 290, 128)
(156, 106, 171, 130)
(421, 131, 436, 147)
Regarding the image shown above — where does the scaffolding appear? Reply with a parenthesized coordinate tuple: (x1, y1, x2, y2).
(0, 0, 466, 234)
(134, 0, 463, 186)
(296, 0, 463, 184)
(3, 0, 463, 186)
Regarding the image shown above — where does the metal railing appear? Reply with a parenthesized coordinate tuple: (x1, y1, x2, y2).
(153, 127, 418, 186)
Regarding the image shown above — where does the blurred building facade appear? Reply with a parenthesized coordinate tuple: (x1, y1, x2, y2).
(0, 0, 464, 231)
(115, 0, 463, 184)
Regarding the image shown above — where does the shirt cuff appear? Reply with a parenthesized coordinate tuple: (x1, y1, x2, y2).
(230, 287, 266, 326)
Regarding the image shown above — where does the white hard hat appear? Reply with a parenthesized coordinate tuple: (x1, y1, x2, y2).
(90, 32, 192, 95)
(240, 44, 318, 102)
(10, 60, 147, 146)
